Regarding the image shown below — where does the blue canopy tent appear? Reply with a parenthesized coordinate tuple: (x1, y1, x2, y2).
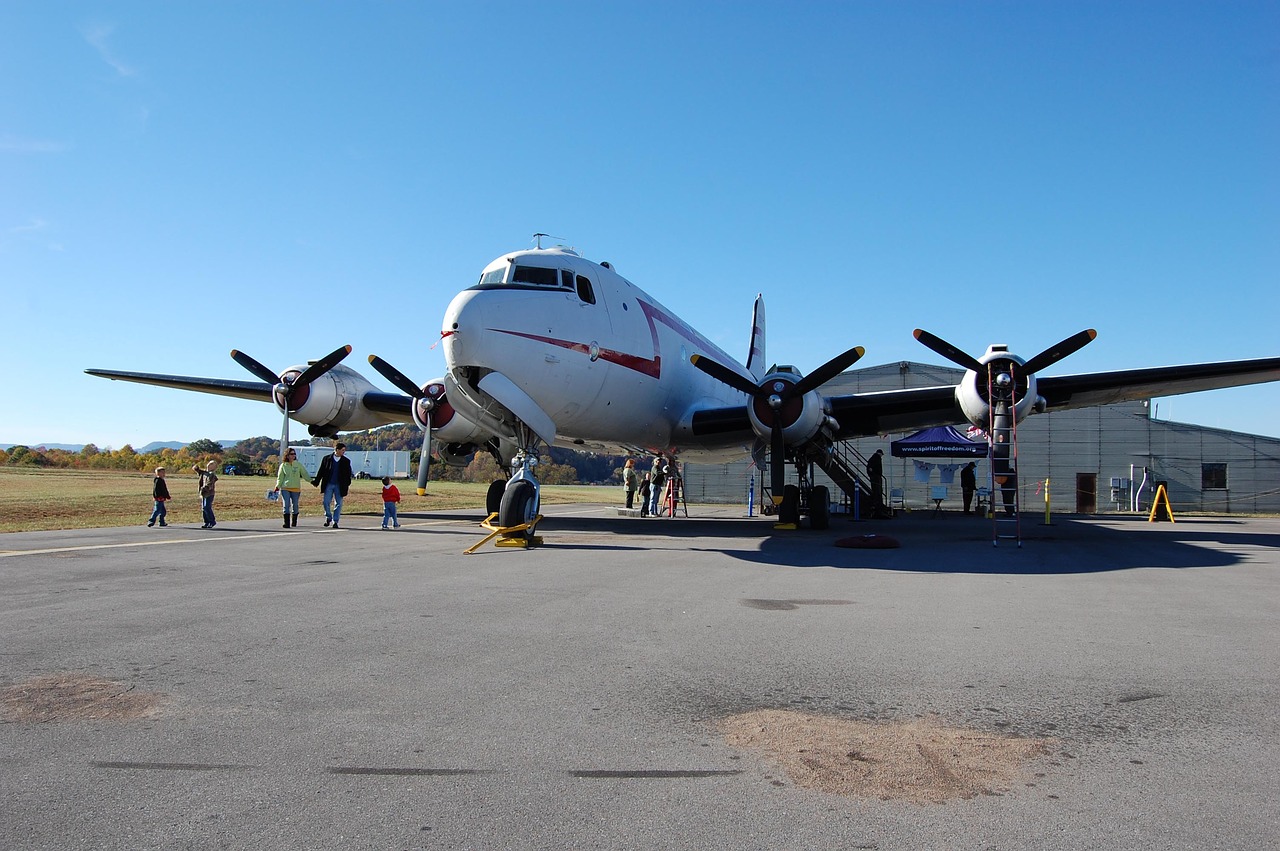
(890, 425, 988, 458)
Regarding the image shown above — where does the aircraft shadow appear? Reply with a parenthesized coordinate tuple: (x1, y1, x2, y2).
(367, 507, 1278, 575)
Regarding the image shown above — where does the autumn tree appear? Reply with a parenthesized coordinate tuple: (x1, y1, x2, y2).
(186, 438, 225, 456)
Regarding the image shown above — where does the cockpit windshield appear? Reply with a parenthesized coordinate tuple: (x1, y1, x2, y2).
(478, 268, 506, 285)
(511, 266, 560, 287)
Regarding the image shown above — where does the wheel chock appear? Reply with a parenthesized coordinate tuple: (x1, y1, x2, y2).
(463, 513, 545, 554)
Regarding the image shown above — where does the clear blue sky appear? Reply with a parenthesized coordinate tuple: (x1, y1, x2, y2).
(4, 1, 1278, 449)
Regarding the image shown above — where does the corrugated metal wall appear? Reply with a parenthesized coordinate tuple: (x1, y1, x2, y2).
(681, 361, 1280, 515)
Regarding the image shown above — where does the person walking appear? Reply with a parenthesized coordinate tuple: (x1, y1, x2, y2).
(147, 466, 170, 527)
(274, 447, 308, 527)
(312, 443, 353, 528)
(194, 460, 219, 528)
(381, 477, 402, 529)
(961, 461, 978, 515)
(622, 459, 638, 508)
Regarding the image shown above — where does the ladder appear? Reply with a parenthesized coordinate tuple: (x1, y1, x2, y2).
(989, 364, 1021, 547)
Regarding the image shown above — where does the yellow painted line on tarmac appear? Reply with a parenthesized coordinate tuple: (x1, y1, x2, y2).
(0, 518, 472, 559)
(0, 532, 284, 558)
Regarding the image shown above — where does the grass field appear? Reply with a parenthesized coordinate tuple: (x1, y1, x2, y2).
(0, 468, 618, 533)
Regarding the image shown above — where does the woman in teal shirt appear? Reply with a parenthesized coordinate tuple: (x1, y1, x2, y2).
(274, 448, 308, 527)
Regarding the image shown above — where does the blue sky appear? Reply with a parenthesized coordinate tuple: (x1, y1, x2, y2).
(3, 1, 1278, 449)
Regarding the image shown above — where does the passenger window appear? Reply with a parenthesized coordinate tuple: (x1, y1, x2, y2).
(576, 275, 596, 305)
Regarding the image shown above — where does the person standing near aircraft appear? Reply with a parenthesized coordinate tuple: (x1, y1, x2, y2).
(622, 459, 638, 509)
(866, 449, 884, 513)
(649, 455, 668, 517)
(312, 443, 353, 528)
(961, 461, 977, 515)
(147, 466, 170, 527)
(194, 460, 218, 528)
(273, 447, 308, 528)
(381, 476, 402, 529)
(638, 474, 652, 517)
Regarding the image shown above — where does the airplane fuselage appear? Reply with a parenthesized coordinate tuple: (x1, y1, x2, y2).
(442, 248, 755, 461)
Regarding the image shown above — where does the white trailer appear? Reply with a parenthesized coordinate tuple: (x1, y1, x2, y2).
(288, 446, 411, 480)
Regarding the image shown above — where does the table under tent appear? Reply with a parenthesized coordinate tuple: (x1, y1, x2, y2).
(889, 425, 989, 514)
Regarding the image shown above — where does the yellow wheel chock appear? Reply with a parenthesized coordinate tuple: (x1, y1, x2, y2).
(463, 512, 545, 554)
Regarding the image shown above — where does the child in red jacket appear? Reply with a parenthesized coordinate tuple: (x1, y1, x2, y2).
(381, 477, 401, 530)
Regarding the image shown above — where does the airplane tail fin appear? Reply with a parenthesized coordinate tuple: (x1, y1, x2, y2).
(746, 294, 766, 381)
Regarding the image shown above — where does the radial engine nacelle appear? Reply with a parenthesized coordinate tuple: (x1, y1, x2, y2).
(746, 366, 833, 447)
(953, 345, 1047, 429)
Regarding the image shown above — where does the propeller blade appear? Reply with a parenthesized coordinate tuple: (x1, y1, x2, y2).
(1021, 329, 1098, 374)
(230, 349, 281, 385)
(416, 412, 431, 496)
(368, 354, 425, 398)
(912, 329, 984, 373)
(690, 354, 761, 397)
(770, 412, 786, 500)
(791, 345, 866, 397)
(281, 405, 291, 468)
(293, 345, 352, 390)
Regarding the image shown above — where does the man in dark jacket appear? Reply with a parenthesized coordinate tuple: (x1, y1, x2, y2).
(866, 449, 884, 511)
(961, 461, 978, 514)
(313, 443, 353, 528)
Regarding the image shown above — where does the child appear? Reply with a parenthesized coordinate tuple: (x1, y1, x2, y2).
(381, 476, 401, 529)
(147, 466, 170, 527)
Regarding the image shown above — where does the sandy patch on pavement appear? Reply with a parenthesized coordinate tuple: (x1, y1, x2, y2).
(1, 673, 166, 722)
(720, 709, 1051, 803)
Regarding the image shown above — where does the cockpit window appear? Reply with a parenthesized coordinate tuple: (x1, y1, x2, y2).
(512, 266, 560, 287)
(576, 275, 596, 305)
(560, 269, 575, 289)
(478, 268, 506, 285)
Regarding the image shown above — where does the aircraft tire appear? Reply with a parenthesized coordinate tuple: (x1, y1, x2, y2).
(498, 479, 538, 536)
(779, 485, 801, 525)
(486, 479, 506, 516)
(810, 485, 830, 530)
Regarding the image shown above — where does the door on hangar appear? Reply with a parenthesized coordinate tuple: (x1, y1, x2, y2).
(1075, 473, 1097, 514)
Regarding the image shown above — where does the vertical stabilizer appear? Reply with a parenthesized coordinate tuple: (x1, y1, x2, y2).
(746, 295, 766, 381)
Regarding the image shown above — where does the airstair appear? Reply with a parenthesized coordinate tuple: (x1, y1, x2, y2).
(759, 439, 878, 521)
(989, 365, 1021, 547)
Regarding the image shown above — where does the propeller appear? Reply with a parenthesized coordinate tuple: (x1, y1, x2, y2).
(692, 345, 865, 501)
(912, 328, 1096, 377)
(230, 344, 352, 460)
(367, 355, 436, 496)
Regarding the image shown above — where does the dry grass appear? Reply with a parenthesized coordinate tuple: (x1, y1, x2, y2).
(0, 467, 614, 533)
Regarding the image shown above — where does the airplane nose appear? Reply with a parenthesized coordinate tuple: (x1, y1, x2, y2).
(442, 288, 484, 365)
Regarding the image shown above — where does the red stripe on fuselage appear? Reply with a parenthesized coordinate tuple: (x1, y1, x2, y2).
(488, 298, 742, 382)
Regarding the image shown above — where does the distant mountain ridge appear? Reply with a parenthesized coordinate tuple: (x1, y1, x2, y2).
(1, 439, 241, 453)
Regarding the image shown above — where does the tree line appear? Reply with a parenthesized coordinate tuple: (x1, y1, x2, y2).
(2, 425, 633, 486)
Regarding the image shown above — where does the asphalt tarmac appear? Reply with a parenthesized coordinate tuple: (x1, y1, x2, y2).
(2, 504, 1277, 850)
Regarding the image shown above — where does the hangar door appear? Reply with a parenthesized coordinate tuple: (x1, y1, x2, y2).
(1076, 473, 1097, 514)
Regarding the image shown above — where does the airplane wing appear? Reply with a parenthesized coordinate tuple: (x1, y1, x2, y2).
(84, 369, 415, 420)
(690, 356, 1280, 442)
(85, 369, 275, 403)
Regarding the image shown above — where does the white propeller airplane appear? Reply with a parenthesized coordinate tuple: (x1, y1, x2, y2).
(89, 243, 1280, 539)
